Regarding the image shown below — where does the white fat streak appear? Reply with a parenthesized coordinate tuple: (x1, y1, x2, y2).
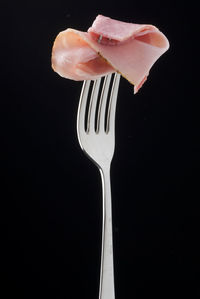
(98, 35, 103, 44)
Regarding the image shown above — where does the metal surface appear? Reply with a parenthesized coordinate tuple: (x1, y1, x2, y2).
(77, 73, 120, 299)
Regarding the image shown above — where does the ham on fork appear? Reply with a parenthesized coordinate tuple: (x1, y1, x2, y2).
(52, 15, 169, 93)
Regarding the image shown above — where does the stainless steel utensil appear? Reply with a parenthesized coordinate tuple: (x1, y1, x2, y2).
(77, 73, 120, 299)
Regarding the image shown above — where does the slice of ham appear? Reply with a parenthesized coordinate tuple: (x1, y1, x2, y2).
(52, 15, 169, 93)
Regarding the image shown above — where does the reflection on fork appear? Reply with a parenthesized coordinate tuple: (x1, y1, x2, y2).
(77, 73, 120, 299)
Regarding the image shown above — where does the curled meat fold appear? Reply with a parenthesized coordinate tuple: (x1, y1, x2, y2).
(52, 15, 169, 93)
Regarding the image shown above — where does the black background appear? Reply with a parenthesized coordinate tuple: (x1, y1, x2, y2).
(0, 1, 199, 298)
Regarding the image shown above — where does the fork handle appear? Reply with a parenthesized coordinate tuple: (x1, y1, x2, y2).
(99, 165, 115, 299)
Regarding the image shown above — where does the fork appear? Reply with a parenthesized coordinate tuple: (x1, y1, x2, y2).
(77, 73, 120, 299)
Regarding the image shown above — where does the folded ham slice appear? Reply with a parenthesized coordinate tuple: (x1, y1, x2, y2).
(52, 15, 169, 93)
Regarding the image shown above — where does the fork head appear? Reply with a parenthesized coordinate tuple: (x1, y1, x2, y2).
(77, 73, 120, 170)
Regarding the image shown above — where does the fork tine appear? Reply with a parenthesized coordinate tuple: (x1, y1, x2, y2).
(87, 78, 101, 133)
(97, 73, 112, 133)
(106, 73, 120, 133)
(77, 79, 91, 136)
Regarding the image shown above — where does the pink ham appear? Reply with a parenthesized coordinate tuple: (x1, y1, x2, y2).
(52, 15, 169, 93)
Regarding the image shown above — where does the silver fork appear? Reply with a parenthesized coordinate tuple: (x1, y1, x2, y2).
(77, 73, 120, 299)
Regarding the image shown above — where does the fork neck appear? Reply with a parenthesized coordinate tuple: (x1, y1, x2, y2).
(99, 163, 111, 183)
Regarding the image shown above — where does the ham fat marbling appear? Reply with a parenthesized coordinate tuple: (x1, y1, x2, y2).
(52, 15, 169, 93)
